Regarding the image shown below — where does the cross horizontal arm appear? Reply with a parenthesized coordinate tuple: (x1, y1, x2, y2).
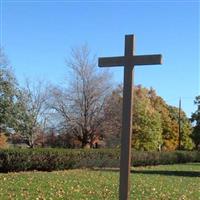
(98, 54, 162, 67)
(98, 56, 125, 67)
(133, 54, 162, 65)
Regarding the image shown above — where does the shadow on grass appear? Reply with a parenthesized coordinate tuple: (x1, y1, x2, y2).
(91, 168, 200, 177)
(185, 163, 200, 166)
(130, 170, 200, 177)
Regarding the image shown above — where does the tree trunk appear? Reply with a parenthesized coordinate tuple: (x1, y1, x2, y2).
(82, 142, 90, 149)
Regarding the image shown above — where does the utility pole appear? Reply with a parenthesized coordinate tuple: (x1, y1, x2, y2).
(178, 98, 181, 150)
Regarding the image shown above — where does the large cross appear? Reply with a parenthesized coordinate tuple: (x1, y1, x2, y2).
(98, 34, 162, 200)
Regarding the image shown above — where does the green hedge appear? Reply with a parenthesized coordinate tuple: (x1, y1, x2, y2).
(0, 148, 199, 172)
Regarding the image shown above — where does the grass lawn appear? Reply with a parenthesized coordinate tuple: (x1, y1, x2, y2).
(0, 163, 199, 200)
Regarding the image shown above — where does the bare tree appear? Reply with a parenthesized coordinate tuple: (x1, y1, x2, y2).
(50, 45, 111, 148)
(16, 79, 50, 147)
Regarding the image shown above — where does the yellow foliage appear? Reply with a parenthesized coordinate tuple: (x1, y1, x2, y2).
(0, 133, 8, 149)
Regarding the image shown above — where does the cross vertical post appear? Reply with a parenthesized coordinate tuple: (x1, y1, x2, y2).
(98, 34, 162, 200)
(119, 35, 134, 200)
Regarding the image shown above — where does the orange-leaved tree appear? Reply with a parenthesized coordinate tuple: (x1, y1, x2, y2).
(0, 133, 7, 148)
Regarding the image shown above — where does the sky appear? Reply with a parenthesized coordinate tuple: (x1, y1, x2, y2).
(0, 0, 199, 117)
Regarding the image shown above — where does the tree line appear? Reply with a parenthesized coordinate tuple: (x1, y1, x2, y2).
(0, 47, 199, 150)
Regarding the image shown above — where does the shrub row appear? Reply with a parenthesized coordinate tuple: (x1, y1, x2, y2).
(0, 148, 199, 172)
